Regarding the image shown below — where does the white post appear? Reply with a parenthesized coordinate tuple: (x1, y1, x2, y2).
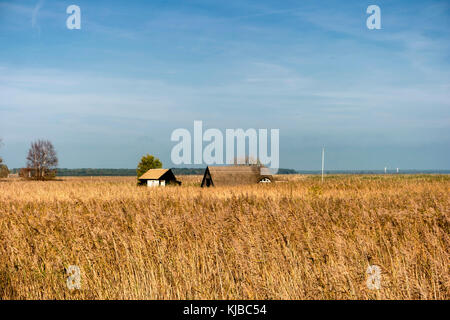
(321, 147, 325, 183)
(396, 168, 399, 173)
(384, 167, 387, 174)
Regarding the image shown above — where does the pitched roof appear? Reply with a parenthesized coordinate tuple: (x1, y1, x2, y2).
(139, 168, 169, 180)
(202, 165, 273, 186)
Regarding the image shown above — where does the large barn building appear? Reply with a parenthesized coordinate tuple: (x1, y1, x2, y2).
(201, 165, 273, 187)
(138, 169, 181, 187)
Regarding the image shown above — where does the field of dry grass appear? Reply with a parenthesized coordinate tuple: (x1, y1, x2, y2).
(0, 174, 448, 299)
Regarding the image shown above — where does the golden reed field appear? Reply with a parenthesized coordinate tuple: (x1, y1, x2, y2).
(0, 174, 448, 300)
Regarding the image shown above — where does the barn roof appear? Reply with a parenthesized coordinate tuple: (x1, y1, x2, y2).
(203, 165, 273, 186)
(139, 168, 169, 180)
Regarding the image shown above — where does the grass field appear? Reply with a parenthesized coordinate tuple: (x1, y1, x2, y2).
(0, 174, 448, 299)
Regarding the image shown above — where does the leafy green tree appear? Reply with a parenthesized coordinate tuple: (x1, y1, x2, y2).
(136, 154, 162, 178)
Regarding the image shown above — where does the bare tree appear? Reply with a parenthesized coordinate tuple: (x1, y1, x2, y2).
(26, 140, 58, 180)
(0, 138, 8, 178)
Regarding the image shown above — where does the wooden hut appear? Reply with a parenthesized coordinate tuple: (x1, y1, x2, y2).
(138, 168, 181, 187)
(201, 165, 273, 187)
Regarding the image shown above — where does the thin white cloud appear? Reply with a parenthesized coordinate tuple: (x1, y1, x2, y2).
(31, 0, 44, 34)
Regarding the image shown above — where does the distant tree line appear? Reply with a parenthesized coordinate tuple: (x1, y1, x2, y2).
(171, 168, 205, 175)
(276, 168, 298, 174)
(11, 167, 300, 176)
(5, 140, 301, 178)
(34, 168, 138, 176)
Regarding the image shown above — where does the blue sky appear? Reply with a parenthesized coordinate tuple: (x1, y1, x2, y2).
(0, 0, 449, 170)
